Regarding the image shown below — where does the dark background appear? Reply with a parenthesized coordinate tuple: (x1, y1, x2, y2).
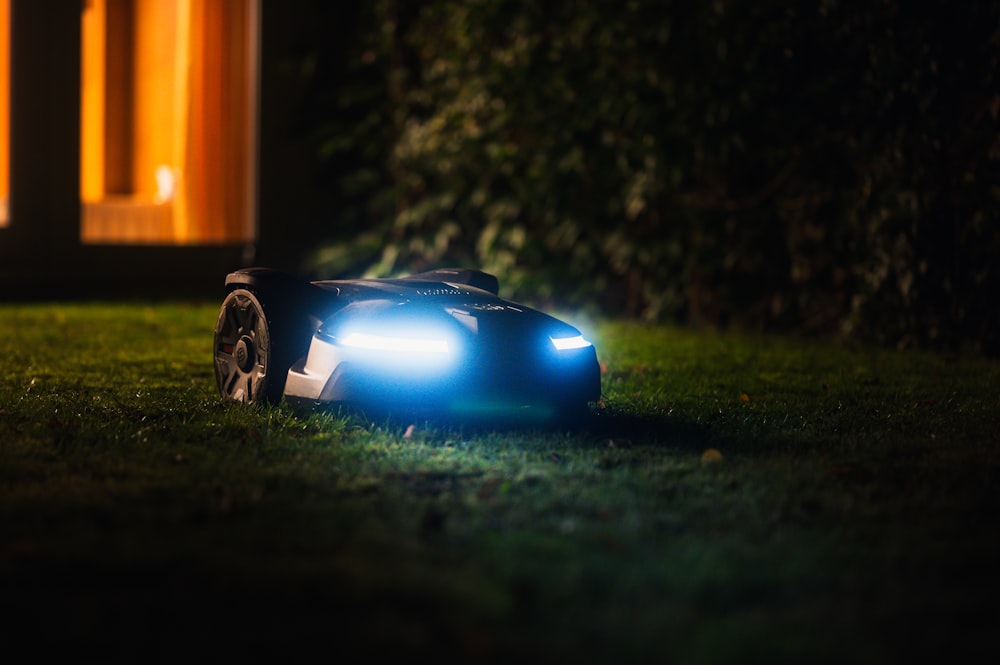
(263, 0, 999, 354)
(5, 0, 994, 353)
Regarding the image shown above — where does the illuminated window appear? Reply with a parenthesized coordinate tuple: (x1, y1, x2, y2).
(80, 0, 257, 244)
(0, 0, 9, 228)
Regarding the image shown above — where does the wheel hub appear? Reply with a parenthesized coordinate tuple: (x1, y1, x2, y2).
(235, 335, 255, 372)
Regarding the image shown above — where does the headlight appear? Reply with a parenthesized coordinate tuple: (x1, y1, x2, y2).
(336, 327, 457, 373)
(341, 332, 450, 354)
(550, 334, 592, 351)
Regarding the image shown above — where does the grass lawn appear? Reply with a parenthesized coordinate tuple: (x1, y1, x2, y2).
(2, 302, 998, 663)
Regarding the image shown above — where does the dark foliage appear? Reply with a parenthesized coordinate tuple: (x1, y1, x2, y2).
(293, 0, 1000, 352)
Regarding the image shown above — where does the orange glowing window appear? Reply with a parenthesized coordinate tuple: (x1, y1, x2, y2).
(80, 0, 257, 244)
(0, 0, 9, 228)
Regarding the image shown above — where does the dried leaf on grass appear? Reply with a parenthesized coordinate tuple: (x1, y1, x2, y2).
(701, 448, 724, 464)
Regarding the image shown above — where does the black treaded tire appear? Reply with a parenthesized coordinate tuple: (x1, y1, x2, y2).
(213, 288, 308, 404)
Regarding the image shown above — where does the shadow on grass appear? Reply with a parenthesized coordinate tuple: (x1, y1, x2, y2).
(299, 398, 732, 455)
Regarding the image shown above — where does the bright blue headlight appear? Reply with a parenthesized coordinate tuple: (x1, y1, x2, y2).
(335, 322, 458, 372)
(550, 334, 592, 351)
(342, 332, 450, 354)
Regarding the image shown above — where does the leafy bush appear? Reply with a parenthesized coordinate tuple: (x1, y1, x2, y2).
(300, 0, 1000, 352)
